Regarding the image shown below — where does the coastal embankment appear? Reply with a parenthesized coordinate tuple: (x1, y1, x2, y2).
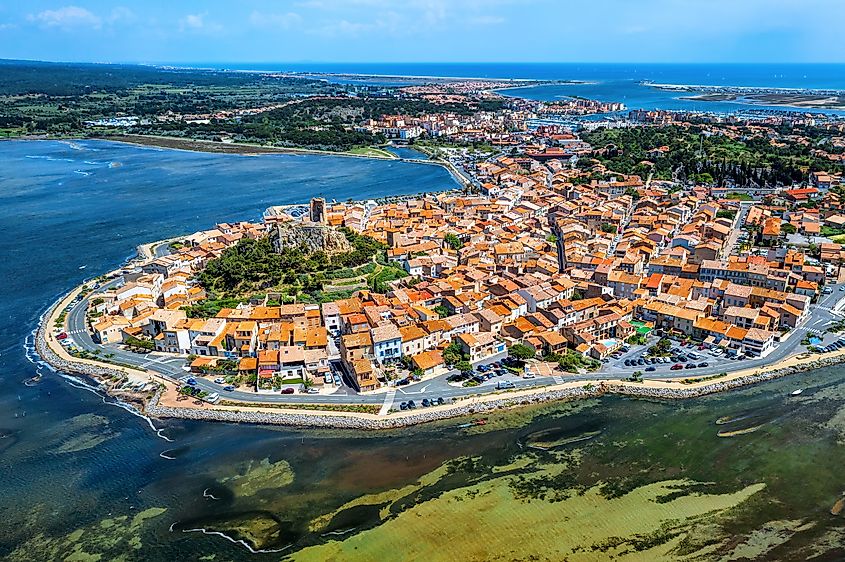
(141, 352, 845, 430)
(36, 263, 845, 430)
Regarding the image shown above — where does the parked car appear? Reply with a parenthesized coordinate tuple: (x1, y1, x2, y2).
(436, 397, 445, 405)
(56, 332, 68, 340)
(497, 381, 516, 390)
(307, 388, 319, 394)
(645, 366, 656, 372)
(186, 377, 197, 386)
(671, 363, 684, 370)
(698, 362, 709, 368)
(685, 363, 696, 369)
(214, 377, 225, 384)
(422, 398, 431, 407)
(223, 385, 235, 392)
(407, 400, 416, 409)
(281, 387, 295, 394)
(624, 359, 632, 366)
(399, 402, 408, 411)
(523, 372, 535, 379)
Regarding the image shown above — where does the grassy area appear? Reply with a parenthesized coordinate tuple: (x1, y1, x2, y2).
(218, 400, 380, 414)
(726, 192, 753, 201)
(347, 146, 396, 158)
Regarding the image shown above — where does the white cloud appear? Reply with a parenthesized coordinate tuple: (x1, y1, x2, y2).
(249, 11, 302, 29)
(179, 12, 222, 33)
(108, 7, 136, 25)
(27, 6, 101, 30)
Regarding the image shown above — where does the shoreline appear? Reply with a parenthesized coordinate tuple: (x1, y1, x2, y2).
(99, 135, 475, 189)
(2, 133, 476, 189)
(34, 261, 845, 429)
(98, 134, 401, 159)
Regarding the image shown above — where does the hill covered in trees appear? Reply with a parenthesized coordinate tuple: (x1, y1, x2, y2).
(581, 125, 842, 187)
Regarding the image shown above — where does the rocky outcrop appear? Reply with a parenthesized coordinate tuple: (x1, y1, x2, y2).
(270, 222, 352, 256)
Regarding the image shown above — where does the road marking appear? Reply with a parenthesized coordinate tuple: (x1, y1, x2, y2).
(552, 375, 564, 385)
(378, 389, 396, 416)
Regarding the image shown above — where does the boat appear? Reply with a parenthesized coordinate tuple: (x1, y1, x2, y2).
(78, 265, 87, 269)
(791, 389, 804, 396)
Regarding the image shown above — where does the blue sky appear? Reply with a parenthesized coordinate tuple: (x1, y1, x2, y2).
(0, 0, 842, 63)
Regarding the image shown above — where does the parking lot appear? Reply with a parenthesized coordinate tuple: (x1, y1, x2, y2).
(604, 337, 739, 376)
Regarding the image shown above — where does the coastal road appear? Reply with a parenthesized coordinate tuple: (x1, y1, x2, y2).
(59, 275, 845, 409)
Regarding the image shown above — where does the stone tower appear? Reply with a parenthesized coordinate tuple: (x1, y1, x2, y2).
(309, 197, 326, 225)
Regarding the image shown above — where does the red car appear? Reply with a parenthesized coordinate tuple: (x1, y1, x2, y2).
(280, 387, 295, 394)
(56, 332, 68, 340)
(670, 363, 684, 370)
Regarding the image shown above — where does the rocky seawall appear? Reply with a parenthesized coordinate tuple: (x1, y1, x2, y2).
(34, 294, 140, 388)
(145, 385, 602, 430)
(144, 354, 845, 430)
(35, 283, 845, 430)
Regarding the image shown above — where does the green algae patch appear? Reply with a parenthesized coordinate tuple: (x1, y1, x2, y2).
(309, 463, 452, 532)
(460, 398, 601, 435)
(220, 457, 294, 497)
(720, 519, 816, 561)
(293, 466, 765, 562)
(5, 507, 167, 562)
(50, 414, 116, 454)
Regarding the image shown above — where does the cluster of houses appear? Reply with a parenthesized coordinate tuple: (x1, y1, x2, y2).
(83, 128, 845, 394)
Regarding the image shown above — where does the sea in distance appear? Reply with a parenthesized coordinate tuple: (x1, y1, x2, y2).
(3, 116, 845, 558)
(198, 62, 845, 115)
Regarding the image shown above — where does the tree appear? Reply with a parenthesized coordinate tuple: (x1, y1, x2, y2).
(125, 335, 154, 351)
(442, 342, 464, 365)
(455, 360, 473, 375)
(626, 333, 647, 346)
(434, 305, 450, 318)
(508, 343, 536, 362)
(781, 223, 797, 235)
(648, 337, 672, 356)
(444, 233, 463, 251)
(624, 186, 641, 201)
(600, 222, 616, 234)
